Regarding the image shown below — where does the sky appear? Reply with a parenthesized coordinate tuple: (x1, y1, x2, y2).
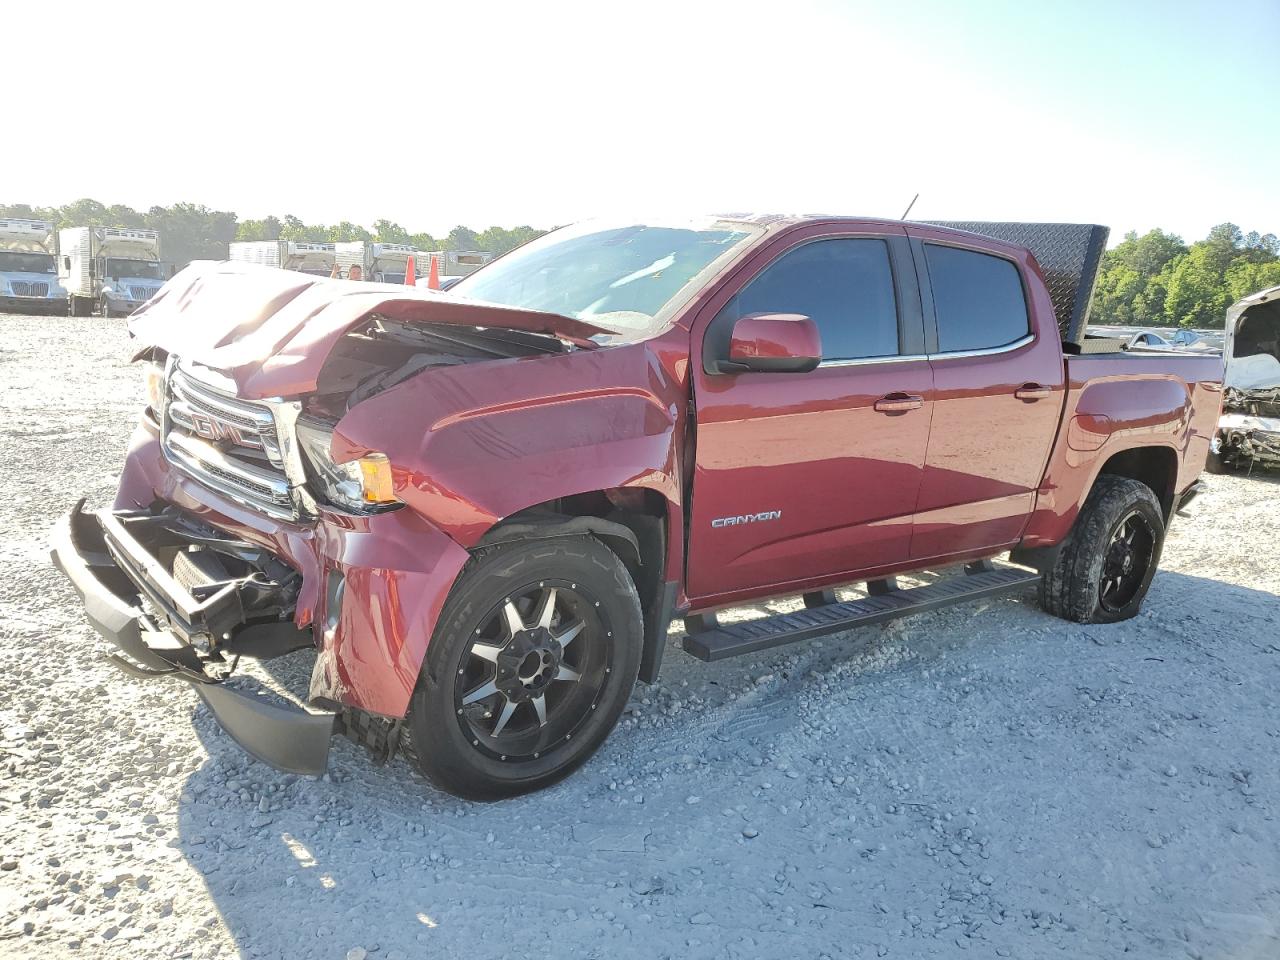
(6, 0, 1278, 244)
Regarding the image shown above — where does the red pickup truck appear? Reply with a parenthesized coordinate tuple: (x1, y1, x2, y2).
(52, 216, 1223, 799)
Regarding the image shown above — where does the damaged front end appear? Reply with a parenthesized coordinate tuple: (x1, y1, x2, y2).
(1215, 387, 1280, 469)
(51, 260, 609, 776)
(1217, 285, 1280, 470)
(51, 501, 334, 774)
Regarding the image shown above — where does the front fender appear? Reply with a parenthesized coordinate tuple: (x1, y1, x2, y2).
(331, 338, 686, 548)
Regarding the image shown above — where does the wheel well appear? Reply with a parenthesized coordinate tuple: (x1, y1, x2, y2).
(1096, 446, 1177, 519)
(478, 488, 673, 684)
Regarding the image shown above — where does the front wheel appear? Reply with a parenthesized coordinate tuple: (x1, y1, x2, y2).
(1038, 475, 1165, 624)
(404, 536, 643, 800)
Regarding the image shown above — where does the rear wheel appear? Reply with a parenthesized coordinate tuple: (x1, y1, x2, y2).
(404, 536, 642, 800)
(1038, 475, 1165, 624)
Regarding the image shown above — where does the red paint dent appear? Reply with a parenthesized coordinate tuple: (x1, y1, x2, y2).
(330, 335, 687, 549)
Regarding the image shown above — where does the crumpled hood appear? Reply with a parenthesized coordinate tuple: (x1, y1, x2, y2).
(128, 260, 608, 399)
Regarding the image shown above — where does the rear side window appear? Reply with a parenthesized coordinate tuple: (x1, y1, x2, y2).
(726, 238, 899, 360)
(925, 244, 1029, 353)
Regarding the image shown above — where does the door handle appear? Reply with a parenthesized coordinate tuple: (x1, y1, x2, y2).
(1014, 383, 1052, 401)
(873, 393, 924, 413)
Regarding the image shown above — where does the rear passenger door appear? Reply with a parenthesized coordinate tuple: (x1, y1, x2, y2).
(905, 228, 1066, 558)
(687, 226, 933, 603)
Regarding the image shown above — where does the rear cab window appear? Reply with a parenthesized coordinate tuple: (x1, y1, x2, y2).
(721, 238, 900, 361)
(924, 244, 1030, 353)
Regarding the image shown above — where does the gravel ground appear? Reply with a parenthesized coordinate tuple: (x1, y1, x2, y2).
(2, 312, 1278, 960)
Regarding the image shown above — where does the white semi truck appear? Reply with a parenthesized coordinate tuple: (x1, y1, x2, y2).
(59, 227, 165, 317)
(228, 240, 336, 277)
(333, 241, 417, 283)
(0, 219, 67, 314)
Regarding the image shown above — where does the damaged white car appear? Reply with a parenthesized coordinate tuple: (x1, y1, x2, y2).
(1213, 284, 1280, 471)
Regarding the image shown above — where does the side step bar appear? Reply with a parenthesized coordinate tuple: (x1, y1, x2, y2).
(681, 566, 1040, 662)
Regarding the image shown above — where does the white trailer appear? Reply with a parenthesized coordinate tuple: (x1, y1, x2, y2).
(59, 227, 164, 317)
(0, 219, 66, 315)
(228, 240, 336, 277)
(426, 250, 492, 278)
(333, 241, 417, 283)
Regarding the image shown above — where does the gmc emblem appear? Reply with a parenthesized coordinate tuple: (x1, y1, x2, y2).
(189, 411, 262, 450)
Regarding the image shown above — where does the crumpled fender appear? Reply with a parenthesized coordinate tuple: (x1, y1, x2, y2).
(128, 260, 608, 399)
(329, 337, 685, 549)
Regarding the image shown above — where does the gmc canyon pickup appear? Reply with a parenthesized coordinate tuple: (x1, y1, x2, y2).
(52, 216, 1224, 799)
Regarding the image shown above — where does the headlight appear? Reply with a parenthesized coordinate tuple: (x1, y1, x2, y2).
(296, 420, 400, 512)
(143, 361, 165, 414)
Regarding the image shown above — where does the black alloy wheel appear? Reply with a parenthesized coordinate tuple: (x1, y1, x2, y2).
(1097, 510, 1156, 613)
(455, 581, 611, 762)
(404, 535, 643, 800)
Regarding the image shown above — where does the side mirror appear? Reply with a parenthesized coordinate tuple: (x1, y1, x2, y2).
(713, 313, 821, 374)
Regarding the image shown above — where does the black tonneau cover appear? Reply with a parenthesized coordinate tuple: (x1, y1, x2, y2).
(925, 221, 1109, 345)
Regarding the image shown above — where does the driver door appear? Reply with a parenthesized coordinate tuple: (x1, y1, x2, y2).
(686, 225, 933, 605)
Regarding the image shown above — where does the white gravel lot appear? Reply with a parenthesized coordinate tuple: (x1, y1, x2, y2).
(2, 312, 1279, 960)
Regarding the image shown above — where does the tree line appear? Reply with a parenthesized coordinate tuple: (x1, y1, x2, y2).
(4, 200, 1276, 328)
(0, 198, 547, 275)
(1091, 223, 1280, 329)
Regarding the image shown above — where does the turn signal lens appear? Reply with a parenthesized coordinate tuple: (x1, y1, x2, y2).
(358, 453, 397, 504)
(143, 362, 165, 413)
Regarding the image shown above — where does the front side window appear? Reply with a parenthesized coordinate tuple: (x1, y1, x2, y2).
(723, 238, 899, 361)
(925, 245, 1029, 353)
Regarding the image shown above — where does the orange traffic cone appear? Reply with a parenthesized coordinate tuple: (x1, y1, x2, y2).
(427, 253, 440, 290)
(405, 254, 416, 286)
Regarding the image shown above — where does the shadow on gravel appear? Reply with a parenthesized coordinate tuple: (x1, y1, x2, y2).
(172, 569, 1280, 960)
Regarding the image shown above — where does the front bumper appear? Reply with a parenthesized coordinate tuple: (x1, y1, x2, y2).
(1215, 413, 1280, 466)
(0, 295, 65, 314)
(50, 501, 335, 775)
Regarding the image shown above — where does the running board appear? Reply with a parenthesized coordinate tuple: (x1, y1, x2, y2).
(681, 566, 1040, 662)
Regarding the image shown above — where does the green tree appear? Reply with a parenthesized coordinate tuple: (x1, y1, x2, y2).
(1162, 244, 1234, 328)
(408, 231, 440, 252)
(236, 216, 282, 241)
(445, 225, 480, 251)
(373, 219, 411, 244)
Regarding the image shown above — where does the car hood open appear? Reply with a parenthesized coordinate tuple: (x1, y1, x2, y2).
(128, 260, 607, 399)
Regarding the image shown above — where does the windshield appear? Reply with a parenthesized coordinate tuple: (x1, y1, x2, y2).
(380, 272, 406, 284)
(450, 218, 761, 340)
(106, 258, 163, 280)
(0, 251, 56, 274)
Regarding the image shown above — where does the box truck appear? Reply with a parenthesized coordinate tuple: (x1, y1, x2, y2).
(59, 227, 164, 317)
(0, 218, 66, 314)
(228, 240, 336, 277)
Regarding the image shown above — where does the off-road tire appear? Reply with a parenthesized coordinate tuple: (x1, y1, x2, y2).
(403, 535, 642, 800)
(1038, 475, 1165, 624)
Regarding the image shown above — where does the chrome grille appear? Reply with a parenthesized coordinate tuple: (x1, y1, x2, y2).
(129, 285, 156, 302)
(10, 281, 49, 297)
(162, 366, 297, 519)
